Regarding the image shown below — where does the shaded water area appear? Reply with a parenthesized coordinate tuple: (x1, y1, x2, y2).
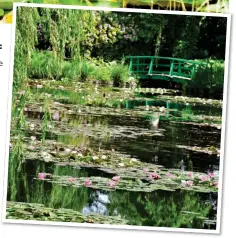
(7, 82, 222, 229)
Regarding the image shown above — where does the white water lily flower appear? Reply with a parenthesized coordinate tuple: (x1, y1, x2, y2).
(130, 158, 138, 162)
(159, 107, 165, 112)
(65, 148, 71, 153)
(71, 151, 77, 154)
(101, 155, 107, 159)
(77, 153, 83, 157)
(118, 163, 124, 167)
(92, 156, 99, 160)
(45, 154, 51, 161)
(29, 124, 35, 131)
(28, 145, 35, 151)
(181, 180, 187, 186)
(30, 136, 36, 141)
(47, 125, 53, 129)
(42, 152, 48, 156)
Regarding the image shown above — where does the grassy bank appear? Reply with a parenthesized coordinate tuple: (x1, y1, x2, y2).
(28, 51, 132, 86)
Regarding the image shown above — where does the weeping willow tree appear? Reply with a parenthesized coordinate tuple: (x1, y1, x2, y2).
(8, 6, 95, 201)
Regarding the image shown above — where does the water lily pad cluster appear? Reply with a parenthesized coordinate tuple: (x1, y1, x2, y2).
(6, 201, 128, 224)
(9, 135, 219, 194)
(155, 95, 222, 108)
(23, 118, 164, 140)
(22, 99, 221, 128)
(172, 121, 221, 130)
(35, 168, 218, 193)
(11, 137, 162, 170)
(176, 145, 220, 157)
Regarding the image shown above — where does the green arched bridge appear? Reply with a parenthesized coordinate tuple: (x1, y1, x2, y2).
(126, 56, 206, 83)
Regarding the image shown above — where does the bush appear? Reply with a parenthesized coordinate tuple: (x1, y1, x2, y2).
(95, 65, 111, 82)
(186, 59, 225, 98)
(62, 61, 81, 81)
(79, 60, 97, 81)
(29, 51, 62, 79)
(28, 51, 130, 84)
(109, 62, 129, 86)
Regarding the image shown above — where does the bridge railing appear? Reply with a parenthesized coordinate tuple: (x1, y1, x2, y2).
(126, 56, 207, 81)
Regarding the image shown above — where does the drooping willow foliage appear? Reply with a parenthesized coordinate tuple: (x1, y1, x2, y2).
(14, 7, 95, 92)
(10, 7, 96, 175)
(9, 6, 97, 200)
(13, 6, 96, 121)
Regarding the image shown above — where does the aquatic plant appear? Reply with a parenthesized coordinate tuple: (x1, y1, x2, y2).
(33, 170, 218, 193)
(6, 201, 129, 224)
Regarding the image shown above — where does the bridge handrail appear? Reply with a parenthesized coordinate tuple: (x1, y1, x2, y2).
(125, 56, 208, 65)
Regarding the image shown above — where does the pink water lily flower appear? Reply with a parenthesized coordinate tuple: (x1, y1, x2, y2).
(143, 168, 149, 173)
(214, 181, 219, 188)
(108, 180, 117, 188)
(38, 173, 46, 180)
(187, 172, 194, 179)
(84, 179, 92, 187)
(208, 172, 215, 178)
(112, 176, 120, 182)
(186, 181, 193, 186)
(200, 175, 209, 182)
(68, 177, 76, 183)
(148, 172, 161, 180)
(167, 172, 176, 179)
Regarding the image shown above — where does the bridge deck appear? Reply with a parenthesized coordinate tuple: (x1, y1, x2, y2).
(126, 56, 206, 83)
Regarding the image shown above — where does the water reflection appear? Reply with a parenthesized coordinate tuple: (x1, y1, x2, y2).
(7, 159, 217, 229)
(8, 84, 221, 229)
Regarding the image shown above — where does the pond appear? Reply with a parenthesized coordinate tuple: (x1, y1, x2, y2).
(7, 81, 221, 229)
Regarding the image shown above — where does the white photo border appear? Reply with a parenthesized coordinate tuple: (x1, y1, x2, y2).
(1, 2, 232, 235)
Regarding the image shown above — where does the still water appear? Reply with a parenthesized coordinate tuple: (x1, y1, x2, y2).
(8, 85, 221, 229)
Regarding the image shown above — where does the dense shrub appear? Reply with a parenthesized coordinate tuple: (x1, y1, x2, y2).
(28, 51, 130, 84)
(29, 51, 62, 79)
(110, 62, 129, 86)
(186, 59, 225, 98)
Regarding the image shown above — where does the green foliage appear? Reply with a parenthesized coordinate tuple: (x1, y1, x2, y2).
(172, 17, 200, 59)
(29, 51, 62, 79)
(79, 59, 97, 81)
(187, 60, 225, 97)
(95, 65, 111, 82)
(28, 51, 130, 83)
(109, 62, 129, 86)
